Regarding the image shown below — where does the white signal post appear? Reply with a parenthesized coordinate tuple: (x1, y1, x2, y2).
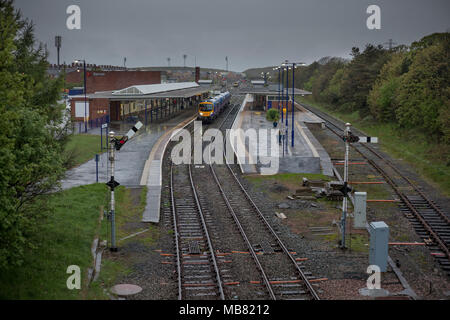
(108, 131, 118, 252)
(340, 123, 351, 249)
(106, 121, 143, 252)
(340, 124, 377, 248)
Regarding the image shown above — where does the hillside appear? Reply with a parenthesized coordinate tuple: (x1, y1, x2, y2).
(243, 66, 276, 80)
(134, 66, 231, 74)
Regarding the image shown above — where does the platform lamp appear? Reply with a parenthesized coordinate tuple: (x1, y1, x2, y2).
(261, 71, 270, 85)
(281, 62, 290, 150)
(283, 60, 306, 147)
(74, 59, 87, 133)
(273, 67, 281, 113)
(280, 66, 284, 124)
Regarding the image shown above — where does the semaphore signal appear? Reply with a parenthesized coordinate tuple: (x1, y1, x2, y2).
(106, 121, 143, 251)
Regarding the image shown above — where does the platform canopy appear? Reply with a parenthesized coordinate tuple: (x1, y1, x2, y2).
(242, 87, 312, 96)
(197, 79, 213, 84)
(251, 80, 265, 85)
(112, 82, 199, 96)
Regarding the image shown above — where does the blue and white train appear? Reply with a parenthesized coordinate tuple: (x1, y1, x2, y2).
(197, 91, 231, 123)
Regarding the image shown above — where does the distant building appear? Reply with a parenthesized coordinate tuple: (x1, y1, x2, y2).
(251, 80, 265, 87)
(65, 70, 162, 94)
(69, 81, 209, 123)
(197, 79, 213, 87)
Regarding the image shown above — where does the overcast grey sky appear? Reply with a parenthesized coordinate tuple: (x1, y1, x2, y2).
(14, 0, 450, 71)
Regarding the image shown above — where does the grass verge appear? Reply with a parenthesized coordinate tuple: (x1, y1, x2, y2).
(65, 134, 105, 168)
(0, 184, 108, 299)
(0, 184, 149, 300)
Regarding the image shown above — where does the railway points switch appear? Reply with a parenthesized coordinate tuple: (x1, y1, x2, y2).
(368, 221, 389, 272)
(353, 192, 367, 229)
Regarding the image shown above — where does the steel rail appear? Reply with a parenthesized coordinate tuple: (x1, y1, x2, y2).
(203, 101, 277, 299)
(298, 103, 448, 224)
(208, 164, 277, 300)
(169, 163, 183, 300)
(169, 113, 227, 299)
(222, 162, 321, 300)
(187, 163, 226, 299)
(207, 101, 320, 300)
(298, 103, 450, 262)
(361, 143, 449, 225)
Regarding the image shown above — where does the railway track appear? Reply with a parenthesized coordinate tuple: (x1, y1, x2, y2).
(170, 163, 225, 299)
(168, 94, 321, 299)
(209, 163, 320, 300)
(204, 99, 320, 300)
(169, 98, 245, 300)
(299, 102, 450, 276)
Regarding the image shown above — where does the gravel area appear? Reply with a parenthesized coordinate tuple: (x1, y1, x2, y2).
(96, 96, 449, 300)
(231, 120, 450, 300)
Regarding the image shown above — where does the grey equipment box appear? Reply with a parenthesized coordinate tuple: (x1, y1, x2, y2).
(354, 192, 367, 229)
(368, 221, 389, 272)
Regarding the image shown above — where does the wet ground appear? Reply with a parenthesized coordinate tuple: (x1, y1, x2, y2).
(61, 108, 196, 190)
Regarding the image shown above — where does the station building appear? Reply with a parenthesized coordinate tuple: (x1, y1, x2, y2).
(66, 70, 163, 94)
(69, 81, 209, 125)
(242, 85, 311, 111)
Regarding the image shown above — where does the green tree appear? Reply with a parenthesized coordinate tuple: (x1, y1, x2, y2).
(368, 52, 406, 121)
(395, 35, 450, 140)
(0, 0, 68, 270)
(322, 67, 344, 105)
(339, 44, 391, 115)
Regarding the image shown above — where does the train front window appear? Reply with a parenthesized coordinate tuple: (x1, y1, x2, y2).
(199, 103, 213, 111)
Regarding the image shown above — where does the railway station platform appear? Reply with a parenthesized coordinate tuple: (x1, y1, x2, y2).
(230, 95, 333, 176)
(60, 108, 196, 192)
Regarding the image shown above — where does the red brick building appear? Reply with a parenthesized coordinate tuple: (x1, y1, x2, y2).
(69, 70, 162, 122)
(66, 70, 162, 94)
(69, 82, 209, 126)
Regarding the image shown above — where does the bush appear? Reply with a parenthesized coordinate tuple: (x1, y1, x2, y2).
(266, 108, 280, 122)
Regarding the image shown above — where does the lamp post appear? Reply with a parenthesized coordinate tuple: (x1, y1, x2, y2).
(282, 62, 289, 150)
(280, 67, 284, 124)
(273, 67, 281, 112)
(74, 59, 87, 133)
(261, 72, 270, 85)
(282, 61, 306, 147)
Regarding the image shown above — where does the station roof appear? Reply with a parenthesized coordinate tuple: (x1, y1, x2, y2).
(242, 87, 312, 96)
(197, 79, 213, 84)
(112, 82, 199, 95)
(251, 80, 265, 85)
(70, 81, 209, 100)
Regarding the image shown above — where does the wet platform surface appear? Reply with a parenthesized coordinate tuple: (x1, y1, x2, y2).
(231, 100, 333, 176)
(60, 109, 196, 192)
